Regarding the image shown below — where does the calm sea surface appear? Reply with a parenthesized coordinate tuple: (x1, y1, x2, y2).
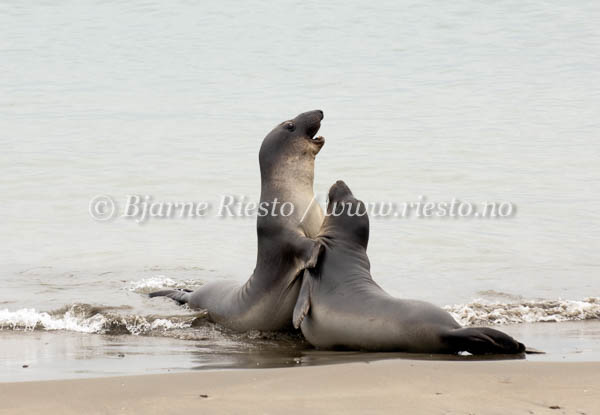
(1, 1, 599, 380)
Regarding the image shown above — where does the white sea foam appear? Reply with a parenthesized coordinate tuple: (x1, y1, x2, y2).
(126, 276, 202, 292)
(0, 308, 107, 333)
(127, 276, 179, 290)
(121, 315, 193, 335)
(0, 305, 194, 335)
(446, 297, 600, 326)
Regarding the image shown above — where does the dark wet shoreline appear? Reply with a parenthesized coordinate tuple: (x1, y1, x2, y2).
(2, 320, 600, 383)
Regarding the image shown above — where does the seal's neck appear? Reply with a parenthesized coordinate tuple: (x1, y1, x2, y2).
(318, 234, 372, 281)
(318, 216, 369, 250)
(321, 233, 368, 254)
(260, 156, 316, 194)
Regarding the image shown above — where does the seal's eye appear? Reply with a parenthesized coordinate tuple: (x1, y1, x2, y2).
(284, 122, 295, 131)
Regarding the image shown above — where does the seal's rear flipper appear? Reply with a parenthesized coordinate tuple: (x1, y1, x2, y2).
(442, 327, 526, 355)
(525, 347, 545, 354)
(293, 269, 315, 329)
(149, 289, 191, 305)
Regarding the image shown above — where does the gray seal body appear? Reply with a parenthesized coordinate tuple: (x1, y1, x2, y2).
(151, 110, 325, 332)
(293, 181, 526, 354)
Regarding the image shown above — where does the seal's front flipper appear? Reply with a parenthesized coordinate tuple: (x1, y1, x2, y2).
(442, 327, 526, 355)
(149, 289, 191, 305)
(297, 238, 324, 269)
(525, 347, 545, 354)
(293, 269, 315, 329)
(306, 241, 324, 268)
(293, 238, 323, 329)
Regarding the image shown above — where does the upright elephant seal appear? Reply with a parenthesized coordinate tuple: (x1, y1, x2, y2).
(151, 110, 326, 332)
(293, 180, 526, 354)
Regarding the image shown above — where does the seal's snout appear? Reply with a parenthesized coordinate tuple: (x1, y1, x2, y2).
(295, 109, 323, 124)
(328, 180, 353, 203)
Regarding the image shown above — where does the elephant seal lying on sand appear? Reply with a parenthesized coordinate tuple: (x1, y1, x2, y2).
(293, 180, 526, 355)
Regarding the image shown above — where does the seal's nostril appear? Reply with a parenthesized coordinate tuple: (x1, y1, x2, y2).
(317, 110, 324, 119)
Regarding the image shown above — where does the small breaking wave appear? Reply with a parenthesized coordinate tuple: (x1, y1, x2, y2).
(126, 276, 203, 294)
(0, 304, 207, 335)
(446, 297, 600, 326)
(2, 297, 599, 338)
(0, 303, 309, 348)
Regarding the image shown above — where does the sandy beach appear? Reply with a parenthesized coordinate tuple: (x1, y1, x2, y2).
(2, 360, 598, 415)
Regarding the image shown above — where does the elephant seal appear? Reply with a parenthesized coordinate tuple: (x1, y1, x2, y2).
(293, 180, 526, 354)
(151, 110, 326, 332)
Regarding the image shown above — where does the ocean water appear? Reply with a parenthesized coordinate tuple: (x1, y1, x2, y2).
(1, 1, 599, 381)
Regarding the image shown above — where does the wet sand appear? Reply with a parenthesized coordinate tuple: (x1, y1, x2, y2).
(4, 320, 600, 383)
(2, 360, 599, 415)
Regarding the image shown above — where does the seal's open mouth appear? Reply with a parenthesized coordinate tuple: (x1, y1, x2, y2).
(302, 109, 325, 146)
(307, 124, 324, 145)
(311, 135, 325, 144)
